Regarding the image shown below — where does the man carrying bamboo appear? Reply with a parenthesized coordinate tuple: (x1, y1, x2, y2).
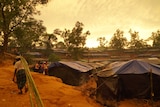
(13, 56, 28, 94)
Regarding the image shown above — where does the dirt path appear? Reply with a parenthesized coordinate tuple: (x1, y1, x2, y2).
(0, 60, 102, 107)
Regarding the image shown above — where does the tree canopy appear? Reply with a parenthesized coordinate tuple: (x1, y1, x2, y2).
(149, 30, 160, 48)
(109, 29, 127, 50)
(97, 37, 108, 48)
(54, 21, 90, 60)
(0, 0, 48, 53)
(10, 19, 46, 52)
(128, 29, 148, 49)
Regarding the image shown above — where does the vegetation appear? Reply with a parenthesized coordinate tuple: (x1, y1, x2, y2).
(97, 37, 108, 48)
(0, 0, 48, 53)
(148, 30, 160, 48)
(40, 33, 57, 57)
(54, 21, 90, 60)
(1, 0, 160, 60)
(11, 19, 46, 53)
(97, 29, 160, 51)
(109, 29, 127, 50)
(128, 29, 149, 49)
(48, 53, 60, 62)
(55, 41, 66, 49)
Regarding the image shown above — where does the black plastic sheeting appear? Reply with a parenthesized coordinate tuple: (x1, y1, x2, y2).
(48, 63, 91, 86)
(96, 73, 160, 103)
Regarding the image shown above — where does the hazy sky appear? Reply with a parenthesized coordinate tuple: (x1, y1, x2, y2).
(35, 0, 160, 47)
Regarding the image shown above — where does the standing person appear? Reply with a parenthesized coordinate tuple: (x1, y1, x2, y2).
(38, 62, 44, 74)
(33, 61, 40, 72)
(13, 56, 28, 94)
(43, 61, 48, 75)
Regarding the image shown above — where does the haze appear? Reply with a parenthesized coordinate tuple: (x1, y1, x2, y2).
(35, 0, 160, 48)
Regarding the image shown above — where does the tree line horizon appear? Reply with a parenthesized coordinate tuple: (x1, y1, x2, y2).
(0, 0, 160, 60)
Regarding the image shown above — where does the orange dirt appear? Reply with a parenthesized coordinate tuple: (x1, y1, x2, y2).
(0, 59, 160, 107)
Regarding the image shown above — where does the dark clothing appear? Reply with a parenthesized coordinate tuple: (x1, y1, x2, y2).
(16, 69, 26, 90)
(38, 64, 44, 73)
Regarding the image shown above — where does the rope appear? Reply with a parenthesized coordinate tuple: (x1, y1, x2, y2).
(20, 56, 44, 107)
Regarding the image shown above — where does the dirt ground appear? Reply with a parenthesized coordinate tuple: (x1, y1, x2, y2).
(0, 59, 160, 107)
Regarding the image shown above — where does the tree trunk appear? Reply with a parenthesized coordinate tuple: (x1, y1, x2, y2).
(3, 32, 8, 53)
(1, 4, 9, 53)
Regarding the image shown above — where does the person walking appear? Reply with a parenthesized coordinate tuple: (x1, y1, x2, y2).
(13, 56, 28, 94)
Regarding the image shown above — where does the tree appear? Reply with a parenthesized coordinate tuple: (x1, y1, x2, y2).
(0, 0, 48, 53)
(10, 19, 46, 52)
(148, 30, 160, 48)
(55, 41, 66, 49)
(42, 33, 57, 49)
(48, 53, 60, 62)
(54, 21, 90, 60)
(39, 33, 57, 57)
(128, 29, 148, 49)
(97, 37, 108, 48)
(109, 29, 127, 50)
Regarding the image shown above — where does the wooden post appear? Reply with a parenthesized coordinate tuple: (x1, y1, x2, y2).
(150, 69, 154, 107)
(87, 48, 90, 63)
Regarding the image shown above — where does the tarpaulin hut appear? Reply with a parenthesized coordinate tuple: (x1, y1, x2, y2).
(48, 61, 105, 86)
(96, 59, 160, 104)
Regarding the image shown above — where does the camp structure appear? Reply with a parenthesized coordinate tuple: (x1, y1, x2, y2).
(48, 61, 106, 86)
(96, 59, 160, 105)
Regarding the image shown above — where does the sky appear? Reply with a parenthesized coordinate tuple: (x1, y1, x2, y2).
(35, 0, 160, 48)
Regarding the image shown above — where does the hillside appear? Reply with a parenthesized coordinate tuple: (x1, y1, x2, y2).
(0, 59, 102, 107)
(0, 58, 160, 107)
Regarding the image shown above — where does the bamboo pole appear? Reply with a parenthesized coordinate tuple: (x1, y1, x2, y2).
(20, 56, 44, 107)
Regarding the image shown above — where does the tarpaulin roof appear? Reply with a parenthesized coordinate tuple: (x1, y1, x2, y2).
(49, 61, 106, 73)
(48, 62, 62, 68)
(59, 61, 92, 72)
(97, 59, 160, 77)
(74, 61, 93, 70)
